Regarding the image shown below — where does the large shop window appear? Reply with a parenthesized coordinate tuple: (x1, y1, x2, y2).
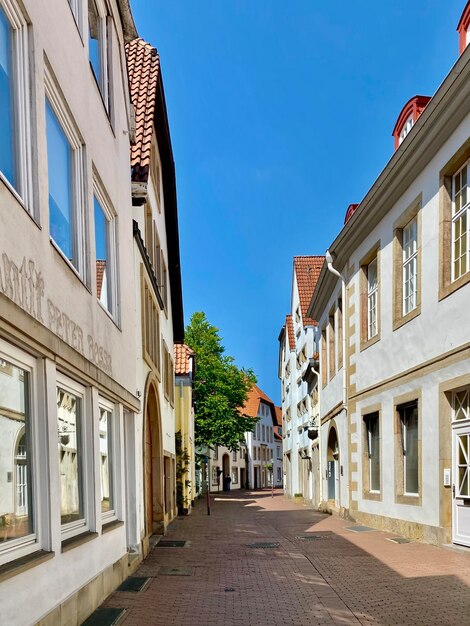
(0, 341, 39, 565)
(0, 1, 33, 211)
(399, 402, 419, 496)
(57, 376, 88, 539)
(94, 188, 118, 319)
(45, 70, 86, 279)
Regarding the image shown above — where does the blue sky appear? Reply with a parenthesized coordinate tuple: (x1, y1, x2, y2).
(132, 1, 465, 404)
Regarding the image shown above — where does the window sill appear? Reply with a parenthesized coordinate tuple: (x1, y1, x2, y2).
(102, 519, 124, 534)
(360, 333, 381, 352)
(50, 239, 90, 294)
(0, 549, 54, 583)
(1, 173, 40, 230)
(97, 299, 121, 331)
(61, 531, 98, 553)
(439, 271, 470, 301)
(363, 490, 382, 502)
(393, 305, 421, 331)
(395, 493, 421, 506)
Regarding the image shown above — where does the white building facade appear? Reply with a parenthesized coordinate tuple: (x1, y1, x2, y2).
(209, 445, 247, 493)
(279, 257, 323, 504)
(309, 2, 470, 546)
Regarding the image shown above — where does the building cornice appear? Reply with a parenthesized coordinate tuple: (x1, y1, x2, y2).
(308, 46, 470, 321)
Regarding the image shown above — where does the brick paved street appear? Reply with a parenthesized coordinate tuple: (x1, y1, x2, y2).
(101, 491, 470, 625)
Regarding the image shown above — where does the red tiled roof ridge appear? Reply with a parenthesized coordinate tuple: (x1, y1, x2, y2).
(242, 384, 276, 420)
(174, 343, 194, 376)
(286, 314, 295, 350)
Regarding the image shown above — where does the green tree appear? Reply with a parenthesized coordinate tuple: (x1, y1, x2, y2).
(185, 312, 257, 450)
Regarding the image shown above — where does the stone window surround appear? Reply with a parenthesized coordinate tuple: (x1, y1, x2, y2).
(392, 194, 422, 331)
(439, 137, 470, 301)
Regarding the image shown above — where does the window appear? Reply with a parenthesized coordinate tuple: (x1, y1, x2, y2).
(231, 467, 238, 484)
(45, 72, 86, 277)
(57, 376, 88, 538)
(163, 342, 174, 406)
(212, 446, 218, 461)
(277, 445, 281, 460)
(98, 400, 115, 519)
(364, 413, 380, 493)
(402, 218, 418, 315)
(88, 0, 111, 111)
(337, 299, 343, 369)
(0, 344, 38, 565)
(360, 245, 380, 348)
(367, 258, 378, 339)
(161, 254, 168, 311)
(142, 278, 160, 374)
(399, 402, 419, 496)
(453, 388, 470, 421)
(0, 2, 33, 210)
(68, 0, 83, 32)
(321, 326, 327, 386)
(232, 450, 237, 462)
(399, 115, 413, 145)
(277, 467, 282, 482)
(328, 309, 335, 378)
(452, 161, 469, 281)
(94, 189, 118, 318)
(393, 198, 421, 328)
(262, 424, 265, 442)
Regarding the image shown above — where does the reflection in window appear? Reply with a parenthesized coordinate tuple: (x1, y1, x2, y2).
(94, 196, 112, 313)
(403, 218, 418, 315)
(99, 406, 113, 513)
(88, 0, 109, 110)
(364, 413, 380, 492)
(0, 359, 32, 542)
(367, 257, 378, 339)
(0, 7, 15, 187)
(399, 402, 419, 496)
(57, 387, 83, 525)
(46, 101, 73, 263)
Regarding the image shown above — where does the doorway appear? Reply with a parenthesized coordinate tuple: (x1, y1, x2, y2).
(222, 453, 230, 491)
(144, 383, 164, 535)
(327, 426, 339, 506)
(453, 419, 470, 546)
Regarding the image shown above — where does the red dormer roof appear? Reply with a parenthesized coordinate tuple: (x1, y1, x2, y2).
(458, 1, 470, 55)
(392, 95, 431, 151)
(174, 343, 194, 376)
(242, 384, 276, 425)
(344, 203, 359, 224)
(293, 256, 324, 327)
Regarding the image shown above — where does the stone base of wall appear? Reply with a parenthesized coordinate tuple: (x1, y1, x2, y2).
(349, 510, 446, 546)
(36, 551, 142, 626)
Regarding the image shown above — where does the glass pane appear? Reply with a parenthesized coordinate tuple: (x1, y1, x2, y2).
(46, 102, 73, 263)
(368, 258, 377, 292)
(0, 358, 33, 541)
(99, 407, 113, 513)
(57, 387, 83, 524)
(88, 0, 101, 85)
(459, 468, 469, 497)
(0, 8, 16, 187)
(405, 406, 419, 494)
(369, 415, 380, 492)
(94, 197, 111, 313)
(459, 435, 468, 466)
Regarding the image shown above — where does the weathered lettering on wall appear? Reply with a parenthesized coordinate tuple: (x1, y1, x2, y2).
(0, 252, 112, 375)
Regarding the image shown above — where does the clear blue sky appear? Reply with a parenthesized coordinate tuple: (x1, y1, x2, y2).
(132, 1, 465, 404)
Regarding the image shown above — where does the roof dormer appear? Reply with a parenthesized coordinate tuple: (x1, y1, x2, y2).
(392, 95, 431, 151)
(344, 203, 359, 224)
(457, 1, 470, 55)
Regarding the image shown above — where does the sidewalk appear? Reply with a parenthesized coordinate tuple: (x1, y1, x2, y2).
(98, 491, 470, 625)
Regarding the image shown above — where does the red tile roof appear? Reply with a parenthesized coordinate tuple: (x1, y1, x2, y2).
(274, 406, 282, 427)
(286, 314, 294, 350)
(126, 38, 161, 183)
(174, 343, 194, 376)
(274, 426, 282, 441)
(96, 260, 106, 300)
(293, 256, 324, 327)
(242, 384, 276, 423)
(344, 203, 359, 224)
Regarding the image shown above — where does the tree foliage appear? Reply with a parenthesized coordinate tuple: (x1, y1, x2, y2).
(185, 312, 257, 450)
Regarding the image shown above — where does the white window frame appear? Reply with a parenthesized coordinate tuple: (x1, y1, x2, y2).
(0, 0, 34, 214)
(88, 0, 111, 112)
(68, 0, 84, 34)
(93, 179, 119, 321)
(367, 257, 378, 340)
(365, 413, 380, 493)
(0, 340, 42, 566)
(399, 115, 414, 145)
(402, 217, 418, 315)
(452, 160, 469, 281)
(98, 396, 118, 523)
(45, 66, 87, 280)
(57, 373, 91, 541)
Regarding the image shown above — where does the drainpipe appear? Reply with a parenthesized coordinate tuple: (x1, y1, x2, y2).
(325, 250, 347, 412)
(310, 358, 322, 507)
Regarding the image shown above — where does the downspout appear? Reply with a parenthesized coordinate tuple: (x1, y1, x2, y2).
(325, 250, 347, 412)
(310, 359, 322, 507)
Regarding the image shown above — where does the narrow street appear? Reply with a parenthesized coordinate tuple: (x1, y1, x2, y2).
(98, 492, 470, 626)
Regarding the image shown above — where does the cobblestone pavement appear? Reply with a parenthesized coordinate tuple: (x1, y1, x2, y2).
(102, 491, 470, 625)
